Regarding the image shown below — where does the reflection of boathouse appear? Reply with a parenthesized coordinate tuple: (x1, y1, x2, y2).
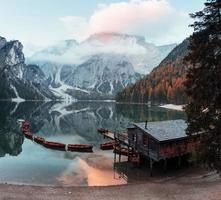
(114, 120, 199, 175)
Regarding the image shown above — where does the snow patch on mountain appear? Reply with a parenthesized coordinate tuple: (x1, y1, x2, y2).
(28, 32, 176, 99)
(10, 84, 25, 102)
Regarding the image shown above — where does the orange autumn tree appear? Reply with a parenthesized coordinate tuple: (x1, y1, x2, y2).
(116, 39, 189, 104)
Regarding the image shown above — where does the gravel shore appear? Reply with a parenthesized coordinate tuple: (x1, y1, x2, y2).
(1, 172, 221, 200)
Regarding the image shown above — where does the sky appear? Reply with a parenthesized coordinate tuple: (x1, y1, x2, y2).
(0, 0, 205, 55)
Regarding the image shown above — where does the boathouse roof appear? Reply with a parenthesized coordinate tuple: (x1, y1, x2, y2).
(133, 119, 187, 142)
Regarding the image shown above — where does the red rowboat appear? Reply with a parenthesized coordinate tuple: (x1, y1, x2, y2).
(22, 121, 29, 125)
(67, 144, 93, 152)
(100, 141, 119, 150)
(22, 121, 30, 128)
(43, 141, 66, 151)
(24, 131, 33, 140)
(97, 128, 108, 134)
(114, 146, 129, 156)
(34, 136, 45, 145)
(22, 128, 29, 133)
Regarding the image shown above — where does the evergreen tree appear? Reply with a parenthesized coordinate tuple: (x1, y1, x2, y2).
(185, 0, 221, 170)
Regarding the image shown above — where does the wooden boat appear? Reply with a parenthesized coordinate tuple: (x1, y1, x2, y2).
(43, 141, 66, 151)
(67, 144, 93, 152)
(22, 121, 30, 127)
(34, 136, 45, 145)
(97, 128, 108, 134)
(114, 146, 129, 156)
(24, 131, 33, 140)
(22, 127, 29, 133)
(100, 141, 119, 150)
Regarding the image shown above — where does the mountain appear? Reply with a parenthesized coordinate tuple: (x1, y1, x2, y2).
(28, 32, 176, 100)
(116, 39, 190, 104)
(0, 36, 55, 101)
(82, 33, 177, 74)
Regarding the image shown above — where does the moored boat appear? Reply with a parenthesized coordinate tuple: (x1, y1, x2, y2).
(24, 131, 33, 140)
(22, 128, 29, 133)
(114, 146, 130, 156)
(43, 141, 66, 151)
(34, 136, 45, 145)
(97, 128, 108, 134)
(22, 122, 30, 131)
(67, 144, 93, 152)
(22, 120, 30, 127)
(100, 141, 119, 150)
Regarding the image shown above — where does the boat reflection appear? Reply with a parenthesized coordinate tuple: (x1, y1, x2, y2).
(0, 100, 186, 186)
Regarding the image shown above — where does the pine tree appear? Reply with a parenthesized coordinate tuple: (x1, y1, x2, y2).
(185, 0, 221, 170)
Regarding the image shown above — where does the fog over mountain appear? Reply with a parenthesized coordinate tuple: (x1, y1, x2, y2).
(27, 32, 176, 100)
(29, 33, 176, 74)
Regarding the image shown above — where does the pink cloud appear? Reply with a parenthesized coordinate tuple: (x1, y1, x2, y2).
(60, 0, 192, 44)
(88, 0, 172, 34)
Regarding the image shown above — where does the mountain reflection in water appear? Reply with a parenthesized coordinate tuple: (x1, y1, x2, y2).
(0, 101, 185, 186)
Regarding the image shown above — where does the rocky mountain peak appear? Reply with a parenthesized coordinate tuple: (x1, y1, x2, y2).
(0, 39, 25, 67)
(85, 32, 146, 44)
(0, 37, 7, 50)
(0, 36, 56, 101)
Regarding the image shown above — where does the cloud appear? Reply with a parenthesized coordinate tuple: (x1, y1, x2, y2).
(59, 16, 88, 41)
(30, 35, 148, 67)
(59, 0, 192, 44)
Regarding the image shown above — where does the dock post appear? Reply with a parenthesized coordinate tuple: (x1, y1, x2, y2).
(163, 159, 167, 173)
(119, 149, 121, 162)
(178, 156, 181, 168)
(150, 158, 153, 177)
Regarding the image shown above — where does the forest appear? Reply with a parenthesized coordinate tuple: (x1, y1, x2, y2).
(116, 39, 189, 104)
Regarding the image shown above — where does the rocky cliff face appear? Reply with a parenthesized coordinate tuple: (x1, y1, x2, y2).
(62, 54, 141, 98)
(0, 36, 56, 101)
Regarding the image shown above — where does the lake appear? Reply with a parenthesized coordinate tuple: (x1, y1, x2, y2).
(0, 101, 185, 186)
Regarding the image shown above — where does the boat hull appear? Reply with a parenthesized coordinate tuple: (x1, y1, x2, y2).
(24, 132, 33, 140)
(100, 141, 119, 150)
(43, 141, 66, 151)
(114, 146, 129, 156)
(68, 144, 93, 153)
(34, 136, 45, 145)
(22, 128, 29, 133)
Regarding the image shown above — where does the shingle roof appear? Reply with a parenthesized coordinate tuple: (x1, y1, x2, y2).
(133, 120, 187, 142)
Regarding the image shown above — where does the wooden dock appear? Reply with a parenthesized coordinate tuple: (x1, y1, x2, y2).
(99, 131, 115, 140)
(97, 128, 129, 146)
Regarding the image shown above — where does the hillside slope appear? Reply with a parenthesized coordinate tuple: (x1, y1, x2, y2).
(116, 39, 189, 104)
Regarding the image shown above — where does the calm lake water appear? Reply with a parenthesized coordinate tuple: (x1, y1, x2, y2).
(0, 101, 185, 186)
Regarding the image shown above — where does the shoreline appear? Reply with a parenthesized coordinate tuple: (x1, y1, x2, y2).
(1, 168, 221, 199)
(1, 172, 221, 200)
(159, 104, 185, 111)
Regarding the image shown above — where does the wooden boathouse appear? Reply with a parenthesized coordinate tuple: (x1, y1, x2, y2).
(113, 120, 200, 175)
